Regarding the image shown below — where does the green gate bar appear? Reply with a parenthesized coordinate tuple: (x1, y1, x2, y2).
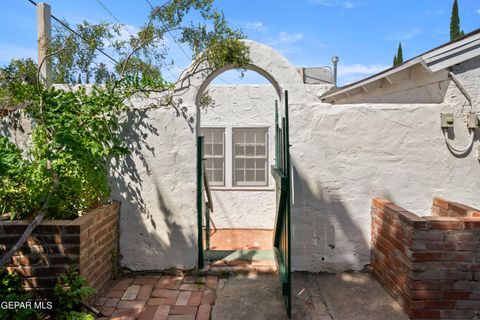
(275, 100, 279, 168)
(272, 90, 291, 318)
(197, 136, 205, 269)
(205, 203, 210, 251)
(285, 90, 291, 318)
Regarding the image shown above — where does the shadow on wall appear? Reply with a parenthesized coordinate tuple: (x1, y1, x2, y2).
(108, 106, 197, 271)
(291, 162, 370, 272)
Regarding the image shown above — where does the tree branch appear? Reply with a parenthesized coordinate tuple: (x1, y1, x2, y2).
(0, 179, 59, 268)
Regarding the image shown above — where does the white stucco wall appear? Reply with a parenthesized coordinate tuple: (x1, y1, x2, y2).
(103, 43, 480, 273)
(0, 111, 33, 155)
(81, 49, 480, 272)
(200, 85, 277, 229)
(1, 40, 479, 274)
(109, 98, 198, 271)
(0, 97, 199, 272)
(289, 56, 480, 272)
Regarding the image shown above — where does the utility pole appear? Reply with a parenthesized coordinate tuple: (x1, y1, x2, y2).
(37, 2, 52, 86)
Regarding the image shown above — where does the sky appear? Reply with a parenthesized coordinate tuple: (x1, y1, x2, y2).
(0, 0, 479, 86)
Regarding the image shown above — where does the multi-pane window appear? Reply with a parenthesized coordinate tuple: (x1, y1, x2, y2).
(201, 128, 225, 186)
(233, 128, 268, 186)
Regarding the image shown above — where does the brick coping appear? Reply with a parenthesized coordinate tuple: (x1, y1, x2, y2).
(0, 201, 120, 227)
(372, 197, 480, 230)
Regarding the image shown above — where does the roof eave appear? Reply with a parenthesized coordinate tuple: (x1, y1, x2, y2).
(321, 57, 423, 103)
(321, 28, 480, 104)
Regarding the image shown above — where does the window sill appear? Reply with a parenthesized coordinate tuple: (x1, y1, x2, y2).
(210, 186, 275, 192)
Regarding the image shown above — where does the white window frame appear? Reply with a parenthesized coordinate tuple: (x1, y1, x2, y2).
(232, 127, 269, 187)
(200, 127, 225, 186)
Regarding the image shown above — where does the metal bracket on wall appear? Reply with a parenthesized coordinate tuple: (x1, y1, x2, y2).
(467, 112, 479, 129)
(440, 113, 454, 128)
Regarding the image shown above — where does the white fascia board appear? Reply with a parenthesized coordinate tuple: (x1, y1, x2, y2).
(321, 31, 480, 102)
(423, 39, 480, 73)
(321, 57, 422, 100)
(426, 48, 480, 73)
(423, 38, 480, 62)
(422, 33, 480, 61)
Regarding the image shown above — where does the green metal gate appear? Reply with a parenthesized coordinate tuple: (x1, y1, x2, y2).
(272, 90, 292, 318)
(197, 136, 205, 269)
(197, 135, 214, 269)
(197, 91, 292, 317)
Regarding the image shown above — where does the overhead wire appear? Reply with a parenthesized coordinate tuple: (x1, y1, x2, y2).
(144, 0, 231, 84)
(95, 0, 135, 37)
(26, 0, 120, 65)
(142, 0, 190, 82)
(144, 0, 155, 9)
(27, 0, 231, 84)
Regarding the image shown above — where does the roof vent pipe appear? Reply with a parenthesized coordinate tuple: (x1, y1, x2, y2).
(332, 56, 339, 86)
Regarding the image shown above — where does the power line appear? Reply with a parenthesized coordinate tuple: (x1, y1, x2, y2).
(143, 0, 230, 84)
(143, 0, 185, 82)
(95, 0, 135, 37)
(26, 0, 119, 64)
(145, 0, 154, 9)
(26, 0, 230, 86)
(143, 0, 191, 61)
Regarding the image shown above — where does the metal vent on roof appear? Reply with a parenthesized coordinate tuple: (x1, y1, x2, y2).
(301, 67, 333, 84)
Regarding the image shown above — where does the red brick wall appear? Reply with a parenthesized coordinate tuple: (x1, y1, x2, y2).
(371, 198, 480, 319)
(0, 202, 120, 298)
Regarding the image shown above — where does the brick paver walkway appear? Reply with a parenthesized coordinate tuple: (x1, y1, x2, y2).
(95, 274, 218, 320)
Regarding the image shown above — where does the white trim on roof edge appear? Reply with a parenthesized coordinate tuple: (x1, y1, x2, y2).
(322, 29, 480, 103)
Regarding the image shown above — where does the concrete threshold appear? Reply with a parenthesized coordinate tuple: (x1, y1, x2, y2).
(292, 271, 408, 320)
(211, 270, 408, 320)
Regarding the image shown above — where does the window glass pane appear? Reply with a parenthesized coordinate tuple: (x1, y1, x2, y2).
(214, 158, 223, 169)
(235, 158, 244, 170)
(204, 133, 212, 144)
(206, 169, 214, 182)
(213, 132, 223, 143)
(245, 170, 255, 182)
(200, 128, 225, 186)
(256, 170, 266, 182)
(218, 169, 224, 183)
(234, 132, 244, 143)
(235, 170, 244, 182)
(213, 144, 223, 156)
(256, 145, 266, 156)
(245, 159, 254, 169)
(245, 146, 255, 156)
(205, 158, 213, 168)
(256, 131, 266, 143)
(233, 128, 268, 186)
(235, 145, 244, 156)
(255, 159, 266, 170)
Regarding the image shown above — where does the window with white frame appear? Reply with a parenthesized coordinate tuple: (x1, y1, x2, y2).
(200, 128, 225, 186)
(233, 128, 268, 186)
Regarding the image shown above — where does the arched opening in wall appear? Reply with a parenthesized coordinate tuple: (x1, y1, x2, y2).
(196, 68, 280, 269)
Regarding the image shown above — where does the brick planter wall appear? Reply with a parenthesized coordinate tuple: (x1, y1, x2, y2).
(371, 198, 480, 319)
(0, 202, 120, 298)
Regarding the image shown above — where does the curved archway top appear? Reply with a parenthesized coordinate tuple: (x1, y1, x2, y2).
(177, 39, 304, 106)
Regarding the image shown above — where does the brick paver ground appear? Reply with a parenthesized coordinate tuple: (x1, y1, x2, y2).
(95, 274, 218, 320)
